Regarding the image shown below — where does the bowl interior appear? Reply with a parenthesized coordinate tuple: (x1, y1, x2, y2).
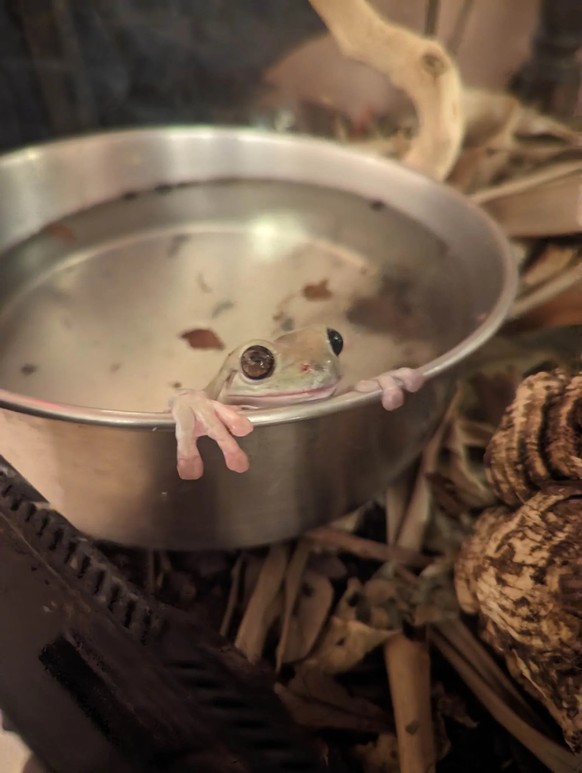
(0, 178, 468, 412)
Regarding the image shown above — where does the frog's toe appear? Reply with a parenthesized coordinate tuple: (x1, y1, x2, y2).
(177, 453, 204, 480)
(391, 367, 425, 393)
(223, 447, 251, 474)
(353, 378, 379, 394)
(214, 403, 254, 438)
(354, 368, 426, 411)
(378, 376, 406, 410)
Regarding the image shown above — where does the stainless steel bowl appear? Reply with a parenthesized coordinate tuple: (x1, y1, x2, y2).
(0, 128, 517, 549)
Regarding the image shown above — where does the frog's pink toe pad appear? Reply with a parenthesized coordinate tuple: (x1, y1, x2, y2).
(177, 455, 204, 480)
(354, 367, 425, 411)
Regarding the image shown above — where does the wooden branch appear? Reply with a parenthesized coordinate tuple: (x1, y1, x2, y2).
(431, 625, 580, 773)
(306, 527, 431, 568)
(384, 634, 436, 773)
(308, 0, 465, 180)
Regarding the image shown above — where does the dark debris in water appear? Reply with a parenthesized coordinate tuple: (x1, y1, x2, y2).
(180, 328, 225, 350)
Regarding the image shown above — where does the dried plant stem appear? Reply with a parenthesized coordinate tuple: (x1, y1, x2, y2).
(470, 159, 582, 206)
(145, 550, 156, 595)
(220, 553, 245, 637)
(275, 539, 311, 671)
(448, 0, 474, 54)
(509, 263, 582, 320)
(397, 392, 460, 551)
(385, 474, 411, 544)
(306, 527, 431, 568)
(234, 544, 289, 662)
(308, 0, 464, 180)
(437, 621, 548, 731)
(431, 624, 579, 773)
(384, 634, 436, 773)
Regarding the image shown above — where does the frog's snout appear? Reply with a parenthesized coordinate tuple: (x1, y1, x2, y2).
(327, 328, 343, 357)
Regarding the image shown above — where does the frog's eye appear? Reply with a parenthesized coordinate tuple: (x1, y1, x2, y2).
(327, 328, 343, 356)
(240, 345, 275, 380)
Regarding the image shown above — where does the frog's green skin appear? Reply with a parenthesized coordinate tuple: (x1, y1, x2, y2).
(205, 325, 342, 406)
(171, 326, 342, 480)
(170, 325, 424, 480)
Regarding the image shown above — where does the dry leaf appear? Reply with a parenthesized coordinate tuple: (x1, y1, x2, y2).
(45, 221, 77, 243)
(522, 243, 580, 289)
(432, 682, 478, 730)
(302, 279, 333, 300)
(410, 577, 459, 627)
(275, 664, 392, 734)
(449, 88, 581, 194)
(510, 262, 582, 321)
(514, 285, 582, 330)
(471, 161, 582, 238)
(465, 372, 518, 427)
(308, 617, 394, 674)
(307, 552, 348, 580)
(461, 88, 519, 148)
(515, 107, 582, 145)
(422, 504, 472, 557)
(280, 568, 334, 665)
(440, 419, 496, 509)
(455, 418, 495, 449)
(362, 576, 411, 631)
(179, 328, 225, 350)
(352, 733, 400, 773)
(449, 89, 522, 193)
(327, 504, 368, 533)
(427, 473, 473, 519)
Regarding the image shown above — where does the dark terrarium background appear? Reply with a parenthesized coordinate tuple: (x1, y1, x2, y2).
(1, 0, 580, 152)
(0, 0, 326, 150)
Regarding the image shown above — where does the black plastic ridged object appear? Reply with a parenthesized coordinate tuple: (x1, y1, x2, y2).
(0, 469, 336, 773)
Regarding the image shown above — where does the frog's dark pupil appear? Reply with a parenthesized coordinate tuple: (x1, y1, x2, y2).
(327, 328, 343, 356)
(240, 345, 275, 380)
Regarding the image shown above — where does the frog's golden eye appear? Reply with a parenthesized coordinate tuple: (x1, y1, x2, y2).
(240, 345, 275, 380)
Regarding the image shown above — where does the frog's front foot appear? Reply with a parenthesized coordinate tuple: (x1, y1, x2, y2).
(354, 368, 425, 410)
(170, 390, 254, 480)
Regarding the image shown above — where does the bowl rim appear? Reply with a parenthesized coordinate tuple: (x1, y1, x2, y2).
(0, 126, 518, 428)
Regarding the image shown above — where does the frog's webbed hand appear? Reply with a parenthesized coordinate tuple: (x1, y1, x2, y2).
(170, 390, 254, 480)
(354, 368, 425, 410)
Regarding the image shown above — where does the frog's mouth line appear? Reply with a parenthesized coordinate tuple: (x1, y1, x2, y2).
(229, 381, 340, 407)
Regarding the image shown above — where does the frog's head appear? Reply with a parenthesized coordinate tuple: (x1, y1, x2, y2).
(210, 326, 344, 406)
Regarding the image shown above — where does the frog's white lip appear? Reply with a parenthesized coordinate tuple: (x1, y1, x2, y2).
(231, 382, 340, 406)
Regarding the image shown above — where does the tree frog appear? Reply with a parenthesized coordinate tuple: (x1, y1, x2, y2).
(170, 325, 424, 480)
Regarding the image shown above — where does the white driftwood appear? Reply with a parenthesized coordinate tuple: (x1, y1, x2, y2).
(308, 0, 465, 180)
